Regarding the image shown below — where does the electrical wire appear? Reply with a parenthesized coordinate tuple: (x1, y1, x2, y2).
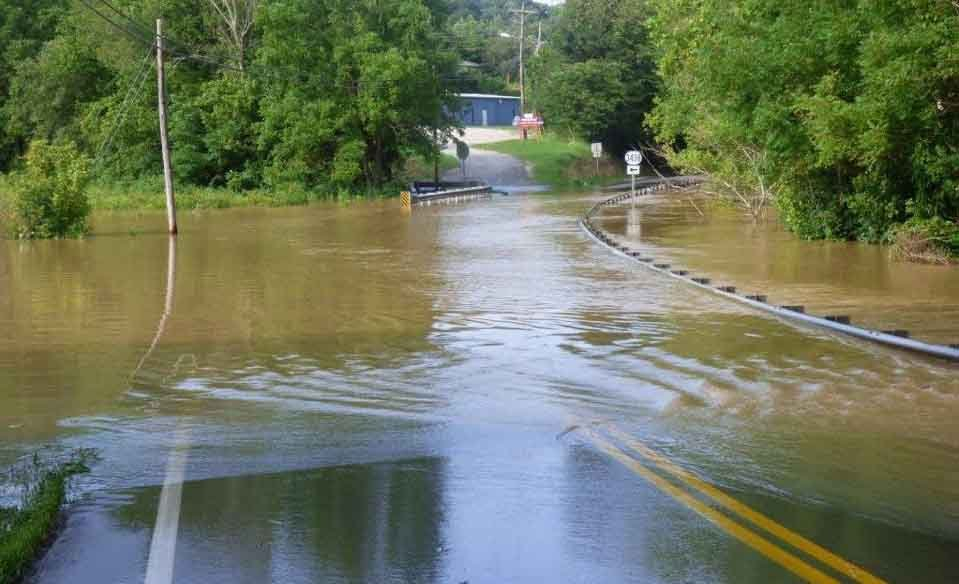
(94, 44, 155, 165)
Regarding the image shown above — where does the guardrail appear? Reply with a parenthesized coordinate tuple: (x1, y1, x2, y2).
(404, 180, 493, 208)
(582, 178, 959, 362)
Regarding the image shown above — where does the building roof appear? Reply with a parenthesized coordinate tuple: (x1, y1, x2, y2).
(457, 93, 522, 101)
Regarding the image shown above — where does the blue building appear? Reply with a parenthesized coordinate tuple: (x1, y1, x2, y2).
(455, 93, 521, 127)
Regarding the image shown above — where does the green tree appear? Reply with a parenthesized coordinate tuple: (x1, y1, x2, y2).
(649, 0, 959, 241)
(256, 0, 458, 190)
(530, 0, 658, 154)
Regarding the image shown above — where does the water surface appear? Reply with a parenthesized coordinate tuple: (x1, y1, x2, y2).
(1, 195, 957, 583)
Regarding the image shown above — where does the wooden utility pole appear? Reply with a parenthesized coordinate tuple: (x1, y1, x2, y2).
(156, 19, 177, 236)
(512, 0, 535, 114)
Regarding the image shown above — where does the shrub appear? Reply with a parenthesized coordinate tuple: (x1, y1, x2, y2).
(890, 218, 959, 264)
(8, 140, 91, 239)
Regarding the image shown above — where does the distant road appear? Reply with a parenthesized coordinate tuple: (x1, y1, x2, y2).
(444, 126, 541, 190)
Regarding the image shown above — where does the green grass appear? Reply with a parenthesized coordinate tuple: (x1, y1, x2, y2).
(86, 153, 462, 213)
(87, 181, 324, 212)
(0, 452, 92, 584)
(481, 134, 623, 190)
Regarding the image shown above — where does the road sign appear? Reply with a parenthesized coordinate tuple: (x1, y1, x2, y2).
(627, 165, 642, 176)
(625, 150, 643, 166)
(591, 143, 603, 159)
(456, 140, 470, 161)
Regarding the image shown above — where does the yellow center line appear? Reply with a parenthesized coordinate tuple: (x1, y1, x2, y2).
(580, 428, 840, 584)
(603, 425, 886, 584)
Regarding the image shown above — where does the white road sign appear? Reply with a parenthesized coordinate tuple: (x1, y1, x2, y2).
(627, 165, 642, 176)
(625, 150, 643, 166)
(591, 143, 603, 159)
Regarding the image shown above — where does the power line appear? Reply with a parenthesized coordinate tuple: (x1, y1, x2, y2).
(95, 43, 156, 164)
(77, 0, 153, 46)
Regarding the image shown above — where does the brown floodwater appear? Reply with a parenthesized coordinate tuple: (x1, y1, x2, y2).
(2, 193, 958, 583)
(597, 193, 959, 346)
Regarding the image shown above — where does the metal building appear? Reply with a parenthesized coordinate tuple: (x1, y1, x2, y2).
(455, 93, 521, 127)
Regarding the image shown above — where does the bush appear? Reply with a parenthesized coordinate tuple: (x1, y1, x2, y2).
(890, 218, 959, 264)
(7, 140, 91, 239)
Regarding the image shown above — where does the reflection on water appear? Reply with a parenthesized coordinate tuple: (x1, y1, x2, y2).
(2, 193, 959, 582)
(36, 458, 446, 584)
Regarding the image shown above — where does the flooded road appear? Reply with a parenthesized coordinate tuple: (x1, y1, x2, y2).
(2, 192, 959, 583)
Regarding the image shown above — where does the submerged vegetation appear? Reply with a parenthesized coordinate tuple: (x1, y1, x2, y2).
(1, 140, 91, 239)
(0, 450, 94, 584)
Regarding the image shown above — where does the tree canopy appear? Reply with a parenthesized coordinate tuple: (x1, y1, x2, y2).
(0, 0, 459, 193)
(648, 0, 959, 241)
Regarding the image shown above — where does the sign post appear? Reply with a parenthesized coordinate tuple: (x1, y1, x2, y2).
(456, 140, 470, 178)
(591, 142, 603, 175)
(518, 114, 544, 140)
(625, 150, 643, 196)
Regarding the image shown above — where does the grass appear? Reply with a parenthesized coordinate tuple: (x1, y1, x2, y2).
(481, 133, 624, 190)
(87, 153, 462, 212)
(1, 151, 462, 219)
(0, 451, 93, 584)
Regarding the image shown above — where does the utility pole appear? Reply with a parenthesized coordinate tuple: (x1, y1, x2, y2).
(511, 0, 535, 114)
(156, 19, 177, 236)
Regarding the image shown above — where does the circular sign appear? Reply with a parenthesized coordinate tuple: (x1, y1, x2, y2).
(625, 150, 643, 165)
(456, 140, 470, 161)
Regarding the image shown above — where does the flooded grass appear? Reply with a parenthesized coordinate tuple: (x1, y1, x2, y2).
(0, 452, 94, 584)
(83, 154, 461, 213)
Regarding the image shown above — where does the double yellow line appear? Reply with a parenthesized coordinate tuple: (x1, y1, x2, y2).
(577, 425, 886, 584)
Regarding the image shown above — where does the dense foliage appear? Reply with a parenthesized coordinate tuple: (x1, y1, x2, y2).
(0, 0, 459, 197)
(647, 0, 959, 243)
(444, 0, 551, 95)
(4, 139, 91, 239)
(528, 0, 658, 155)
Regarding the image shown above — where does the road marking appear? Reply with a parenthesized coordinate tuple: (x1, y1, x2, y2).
(579, 428, 841, 584)
(603, 426, 886, 584)
(144, 427, 191, 584)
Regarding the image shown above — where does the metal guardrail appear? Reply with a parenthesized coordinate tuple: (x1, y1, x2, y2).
(582, 178, 959, 362)
(405, 180, 493, 207)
